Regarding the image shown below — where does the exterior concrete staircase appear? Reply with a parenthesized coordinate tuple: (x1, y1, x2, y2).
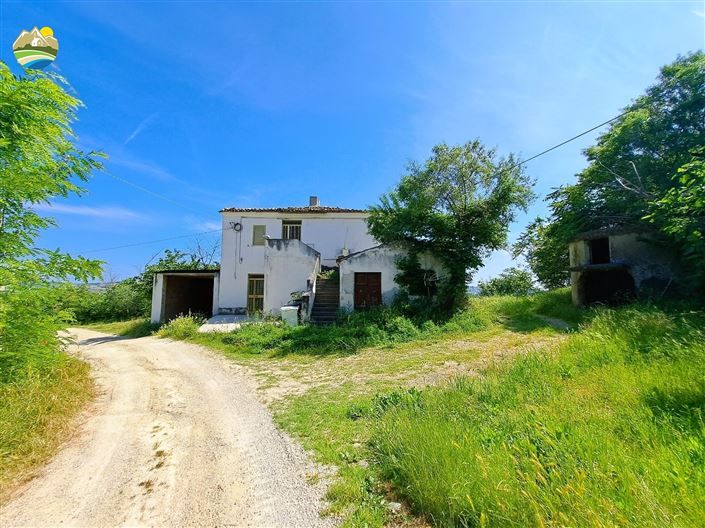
(310, 274, 339, 325)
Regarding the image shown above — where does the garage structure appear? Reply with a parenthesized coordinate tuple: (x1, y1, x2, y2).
(569, 227, 682, 306)
(150, 270, 220, 323)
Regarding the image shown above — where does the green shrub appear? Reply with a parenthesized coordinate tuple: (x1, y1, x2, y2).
(0, 287, 71, 381)
(372, 303, 705, 527)
(158, 315, 204, 339)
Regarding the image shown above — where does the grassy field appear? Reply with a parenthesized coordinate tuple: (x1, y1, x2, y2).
(159, 290, 580, 526)
(128, 291, 705, 526)
(0, 356, 93, 500)
(372, 304, 705, 527)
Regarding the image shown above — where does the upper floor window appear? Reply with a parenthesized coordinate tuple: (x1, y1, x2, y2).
(282, 220, 301, 241)
(252, 225, 266, 246)
(589, 237, 610, 264)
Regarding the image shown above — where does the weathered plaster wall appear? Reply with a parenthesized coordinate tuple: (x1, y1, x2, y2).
(150, 273, 164, 323)
(300, 217, 375, 266)
(609, 234, 677, 291)
(570, 233, 680, 306)
(218, 212, 375, 311)
(263, 239, 320, 314)
(339, 246, 444, 311)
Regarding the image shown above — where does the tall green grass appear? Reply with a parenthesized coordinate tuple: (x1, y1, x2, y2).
(158, 291, 574, 357)
(0, 357, 93, 498)
(372, 304, 705, 527)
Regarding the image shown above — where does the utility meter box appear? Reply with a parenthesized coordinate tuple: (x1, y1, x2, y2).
(280, 306, 299, 327)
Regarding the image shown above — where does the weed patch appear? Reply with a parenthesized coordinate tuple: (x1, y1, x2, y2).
(372, 304, 705, 527)
(0, 356, 93, 499)
(83, 318, 159, 338)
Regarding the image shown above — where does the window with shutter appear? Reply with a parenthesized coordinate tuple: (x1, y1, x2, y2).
(252, 225, 266, 246)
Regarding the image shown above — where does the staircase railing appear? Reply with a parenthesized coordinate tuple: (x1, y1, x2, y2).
(303, 253, 321, 322)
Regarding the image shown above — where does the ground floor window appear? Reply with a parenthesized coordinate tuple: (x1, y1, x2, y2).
(247, 274, 265, 314)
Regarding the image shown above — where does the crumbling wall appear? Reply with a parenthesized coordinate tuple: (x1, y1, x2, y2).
(339, 246, 445, 311)
(609, 234, 677, 294)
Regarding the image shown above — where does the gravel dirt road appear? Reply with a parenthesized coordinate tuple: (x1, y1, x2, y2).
(0, 329, 333, 528)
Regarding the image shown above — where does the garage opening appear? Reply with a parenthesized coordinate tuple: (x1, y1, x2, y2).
(581, 269, 636, 305)
(163, 274, 215, 321)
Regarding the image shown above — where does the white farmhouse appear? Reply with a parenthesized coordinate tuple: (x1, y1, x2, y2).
(150, 196, 444, 325)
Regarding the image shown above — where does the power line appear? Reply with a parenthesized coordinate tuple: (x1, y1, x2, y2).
(82, 228, 224, 254)
(508, 110, 631, 170)
(81, 109, 631, 255)
(102, 171, 204, 215)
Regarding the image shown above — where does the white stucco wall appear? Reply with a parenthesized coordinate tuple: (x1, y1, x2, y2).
(150, 272, 220, 323)
(263, 239, 320, 314)
(218, 211, 376, 312)
(150, 273, 165, 323)
(338, 246, 445, 311)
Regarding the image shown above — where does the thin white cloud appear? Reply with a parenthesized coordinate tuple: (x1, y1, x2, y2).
(183, 215, 222, 232)
(693, 10, 705, 18)
(124, 113, 158, 145)
(196, 221, 222, 231)
(35, 203, 146, 221)
(109, 154, 174, 181)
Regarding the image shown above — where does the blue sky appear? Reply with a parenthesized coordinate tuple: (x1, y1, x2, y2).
(2, 1, 704, 282)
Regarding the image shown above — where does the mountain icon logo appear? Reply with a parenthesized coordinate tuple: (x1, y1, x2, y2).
(12, 27, 59, 70)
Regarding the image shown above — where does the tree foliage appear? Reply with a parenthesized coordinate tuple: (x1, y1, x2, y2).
(644, 148, 705, 287)
(478, 267, 534, 297)
(517, 52, 705, 290)
(512, 218, 569, 290)
(56, 246, 220, 323)
(368, 140, 534, 312)
(0, 63, 104, 375)
(0, 63, 104, 286)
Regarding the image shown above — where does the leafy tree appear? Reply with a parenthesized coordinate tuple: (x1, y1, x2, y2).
(512, 218, 569, 289)
(549, 52, 704, 238)
(478, 267, 534, 296)
(127, 247, 219, 315)
(0, 63, 104, 374)
(0, 64, 103, 285)
(644, 148, 705, 288)
(527, 52, 704, 290)
(368, 140, 534, 312)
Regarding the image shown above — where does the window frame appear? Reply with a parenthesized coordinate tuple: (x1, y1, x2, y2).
(282, 220, 302, 241)
(247, 274, 265, 314)
(252, 224, 266, 246)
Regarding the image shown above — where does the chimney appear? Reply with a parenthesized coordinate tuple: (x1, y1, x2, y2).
(309, 195, 320, 207)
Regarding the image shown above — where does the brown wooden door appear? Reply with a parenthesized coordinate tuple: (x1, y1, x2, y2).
(354, 272, 382, 310)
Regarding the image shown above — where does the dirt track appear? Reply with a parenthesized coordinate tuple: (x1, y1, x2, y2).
(0, 329, 332, 528)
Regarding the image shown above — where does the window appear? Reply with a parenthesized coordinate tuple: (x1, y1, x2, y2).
(247, 274, 264, 313)
(282, 220, 302, 241)
(589, 237, 610, 264)
(252, 225, 266, 246)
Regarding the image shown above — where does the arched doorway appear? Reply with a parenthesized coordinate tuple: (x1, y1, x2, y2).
(580, 269, 636, 305)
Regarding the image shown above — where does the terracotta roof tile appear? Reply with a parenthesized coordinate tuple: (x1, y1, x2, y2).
(219, 206, 368, 214)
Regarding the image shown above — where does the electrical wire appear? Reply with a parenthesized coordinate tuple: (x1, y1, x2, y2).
(80, 109, 632, 254)
(506, 110, 632, 171)
(102, 171, 204, 215)
(82, 228, 224, 254)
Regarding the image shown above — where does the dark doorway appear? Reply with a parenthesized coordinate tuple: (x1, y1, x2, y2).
(581, 269, 636, 305)
(164, 275, 214, 321)
(354, 272, 382, 309)
(589, 237, 610, 264)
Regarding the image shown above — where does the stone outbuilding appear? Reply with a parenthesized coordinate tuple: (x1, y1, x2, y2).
(569, 227, 681, 306)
